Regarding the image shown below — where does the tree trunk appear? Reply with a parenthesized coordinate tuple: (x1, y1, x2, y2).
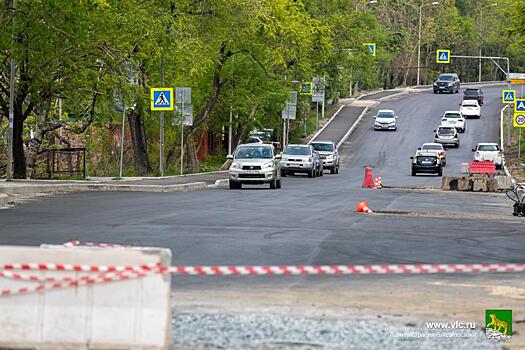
(13, 104, 26, 179)
(186, 130, 198, 173)
(127, 106, 152, 175)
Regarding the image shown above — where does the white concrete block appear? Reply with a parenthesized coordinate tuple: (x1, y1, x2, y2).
(0, 245, 171, 349)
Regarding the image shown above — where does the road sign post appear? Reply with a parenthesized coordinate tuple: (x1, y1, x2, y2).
(175, 87, 192, 175)
(436, 49, 450, 64)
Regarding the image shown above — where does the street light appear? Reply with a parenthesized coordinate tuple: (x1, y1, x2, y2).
(479, 3, 498, 82)
(417, 1, 439, 86)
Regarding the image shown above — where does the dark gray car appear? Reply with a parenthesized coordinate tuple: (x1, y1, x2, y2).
(310, 141, 340, 174)
(433, 73, 460, 94)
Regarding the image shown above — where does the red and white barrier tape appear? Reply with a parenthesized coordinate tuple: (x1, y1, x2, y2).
(0, 262, 159, 273)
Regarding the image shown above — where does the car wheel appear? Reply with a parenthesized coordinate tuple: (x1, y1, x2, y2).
(276, 179, 282, 189)
(229, 180, 241, 189)
(330, 166, 336, 174)
(437, 169, 443, 176)
(281, 170, 287, 177)
(443, 160, 446, 167)
(496, 164, 502, 170)
(433, 90, 437, 94)
(335, 165, 339, 174)
(270, 178, 277, 189)
(308, 169, 314, 178)
(411, 168, 417, 176)
(320, 168, 324, 176)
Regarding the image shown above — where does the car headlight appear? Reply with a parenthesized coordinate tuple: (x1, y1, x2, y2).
(326, 155, 334, 161)
(263, 162, 274, 169)
(230, 162, 241, 169)
(308, 157, 313, 162)
(448, 82, 453, 86)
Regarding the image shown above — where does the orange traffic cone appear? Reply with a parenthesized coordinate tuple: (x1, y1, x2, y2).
(356, 201, 374, 213)
(362, 167, 374, 188)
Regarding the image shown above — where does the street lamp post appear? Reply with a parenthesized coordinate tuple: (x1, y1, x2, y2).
(417, 1, 439, 86)
(479, 3, 498, 83)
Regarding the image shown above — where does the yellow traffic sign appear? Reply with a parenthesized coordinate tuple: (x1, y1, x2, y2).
(363, 43, 376, 57)
(436, 49, 450, 64)
(514, 113, 525, 127)
(511, 79, 525, 85)
(502, 90, 516, 104)
(150, 87, 174, 111)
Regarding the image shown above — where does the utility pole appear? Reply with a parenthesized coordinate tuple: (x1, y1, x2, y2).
(119, 106, 126, 178)
(6, 0, 17, 181)
(159, 53, 165, 176)
(417, 2, 439, 86)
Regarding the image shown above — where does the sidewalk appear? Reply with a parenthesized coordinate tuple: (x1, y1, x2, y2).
(0, 171, 229, 198)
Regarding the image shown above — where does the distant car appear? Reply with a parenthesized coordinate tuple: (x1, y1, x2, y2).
(419, 143, 447, 166)
(411, 151, 443, 176)
(463, 88, 484, 105)
(310, 140, 340, 174)
(434, 125, 460, 148)
(440, 110, 466, 133)
(228, 144, 282, 189)
(373, 109, 398, 131)
(460, 100, 481, 119)
(280, 144, 318, 178)
(433, 73, 460, 94)
(472, 143, 503, 170)
(313, 151, 324, 177)
(247, 136, 264, 143)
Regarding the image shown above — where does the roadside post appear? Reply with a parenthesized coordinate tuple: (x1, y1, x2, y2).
(175, 87, 192, 175)
(151, 87, 173, 176)
(281, 91, 297, 148)
(514, 97, 525, 159)
(312, 77, 325, 131)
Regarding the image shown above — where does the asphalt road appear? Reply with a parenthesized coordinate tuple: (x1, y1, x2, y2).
(344, 87, 502, 187)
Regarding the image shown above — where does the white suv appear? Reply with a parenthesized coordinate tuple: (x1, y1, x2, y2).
(472, 143, 503, 170)
(441, 111, 465, 133)
(228, 144, 282, 189)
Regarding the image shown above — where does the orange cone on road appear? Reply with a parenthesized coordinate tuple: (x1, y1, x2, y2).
(356, 201, 374, 213)
(362, 167, 374, 188)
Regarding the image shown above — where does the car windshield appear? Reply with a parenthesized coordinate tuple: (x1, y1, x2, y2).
(464, 90, 479, 96)
(422, 145, 442, 150)
(444, 113, 461, 119)
(439, 75, 454, 81)
(478, 145, 499, 151)
(377, 111, 395, 118)
(311, 143, 334, 152)
(284, 146, 312, 156)
(438, 128, 455, 135)
(235, 146, 273, 159)
(417, 156, 436, 162)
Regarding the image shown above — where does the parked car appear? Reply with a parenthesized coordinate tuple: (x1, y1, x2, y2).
(419, 143, 447, 166)
(434, 125, 460, 148)
(463, 88, 484, 105)
(247, 136, 264, 144)
(373, 109, 398, 131)
(440, 110, 466, 133)
(280, 144, 318, 178)
(433, 73, 460, 94)
(310, 140, 340, 174)
(313, 151, 324, 177)
(460, 100, 481, 119)
(411, 151, 443, 176)
(472, 143, 503, 170)
(228, 144, 282, 189)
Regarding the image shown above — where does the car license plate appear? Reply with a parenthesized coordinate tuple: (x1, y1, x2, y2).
(422, 161, 432, 165)
(244, 170, 259, 174)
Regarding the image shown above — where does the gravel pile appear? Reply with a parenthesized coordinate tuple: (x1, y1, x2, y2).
(172, 312, 502, 350)
(485, 328, 511, 341)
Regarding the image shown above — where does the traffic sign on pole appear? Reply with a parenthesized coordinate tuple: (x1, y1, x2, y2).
(502, 90, 516, 104)
(515, 98, 525, 112)
(299, 82, 312, 95)
(363, 43, 376, 57)
(436, 49, 450, 64)
(513, 113, 525, 127)
(150, 87, 174, 111)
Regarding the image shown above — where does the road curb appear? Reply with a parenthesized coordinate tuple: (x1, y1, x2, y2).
(0, 193, 8, 207)
(209, 179, 229, 189)
(336, 107, 369, 150)
(0, 182, 209, 195)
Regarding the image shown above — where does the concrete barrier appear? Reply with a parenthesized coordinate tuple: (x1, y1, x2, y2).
(0, 245, 171, 349)
(442, 174, 511, 192)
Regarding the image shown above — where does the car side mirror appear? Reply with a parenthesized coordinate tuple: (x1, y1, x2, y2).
(472, 148, 475, 152)
(227, 155, 233, 160)
(417, 148, 421, 150)
(433, 129, 436, 132)
(395, 116, 398, 119)
(275, 154, 282, 160)
(410, 156, 414, 159)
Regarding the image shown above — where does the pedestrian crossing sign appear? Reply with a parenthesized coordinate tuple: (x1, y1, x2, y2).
(436, 49, 450, 64)
(363, 43, 376, 57)
(502, 90, 515, 104)
(151, 87, 174, 111)
(515, 98, 525, 112)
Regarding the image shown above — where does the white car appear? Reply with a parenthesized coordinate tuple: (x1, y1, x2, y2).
(459, 100, 480, 119)
(434, 125, 460, 148)
(472, 143, 503, 169)
(374, 109, 398, 131)
(440, 111, 465, 133)
(419, 143, 447, 166)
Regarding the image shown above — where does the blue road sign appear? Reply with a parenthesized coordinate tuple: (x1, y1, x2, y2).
(150, 88, 174, 111)
(515, 98, 525, 112)
(436, 49, 450, 64)
(502, 90, 515, 104)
